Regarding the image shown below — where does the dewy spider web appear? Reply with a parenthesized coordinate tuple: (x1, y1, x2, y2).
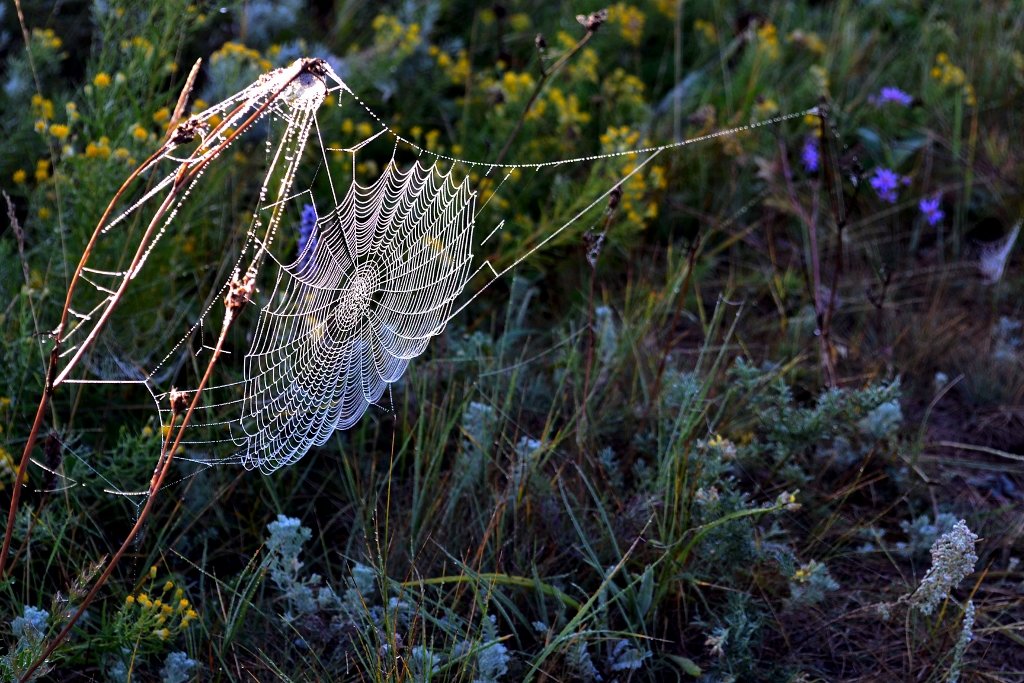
(51, 58, 816, 487)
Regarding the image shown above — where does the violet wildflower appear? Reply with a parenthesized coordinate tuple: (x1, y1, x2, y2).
(869, 167, 908, 203)
(801, 136, 820, 173)
(919, 195, 944, 226)
(297, 203, 317, 267)
(869, 86, 913, 108)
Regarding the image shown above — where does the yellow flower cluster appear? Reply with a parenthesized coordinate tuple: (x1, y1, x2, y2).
(509, 13, 531, 31)
(478, 9, 531, 29)
(34, 159, 50, 182)
(804, 112, 822, 137)
(607, 3, 646, 47)
(599, 125, 641, 154)
(600, 126, 667, 226)
(210, 41, 271, 72)
(130, 123, 150, 142)
(554, 32, 598, 83)
(756, 21, 780, 60)
(693, 19, 717, 43)
(429, 46, 470, 85)
(931, 53, 976, 105)
(85, 137, 112, 159)
(12, 169, 26, 184)
(121, 571, 198, 641)
(601, 68, 646, 113)
(49, 123, 70, 140)
(32, 28, 62, 51)
(654, 0, 679, 19)
(371, 14, 422, 58)
(93, 72, 112, 88)
(31, 94, 55, 121)
(548, 88, 590, 130)
(120, 35, 155, 58)
(754, 98, 778, 117)
(501, 71, 535, 103)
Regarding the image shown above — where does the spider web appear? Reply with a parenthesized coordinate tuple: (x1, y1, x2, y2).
(48, 57, 816, 488)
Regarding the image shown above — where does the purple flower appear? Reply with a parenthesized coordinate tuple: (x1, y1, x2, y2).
(869, 167, 908, 203)
(298, 203, 318, 267)
(801, 136, 820, 173)
(919, 195, 944, 226)
(870, 86, 913, 108)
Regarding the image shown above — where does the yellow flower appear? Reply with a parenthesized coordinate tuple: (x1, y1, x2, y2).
(356, 121, 374, 139)
(93, 72, 112, 88)
(154, 628, 169, 640)
(192, 98, 207, 112)
(607, 3, 646, 47)
(31, 94, 55, 120)
(125, 595, 135, 605)
(34, 159, 50, 182)
(163, 580, 174, 592)
(756, 21, 780, 60)
(131, 124, 149, 142)
(149, 565, 158, 579)
(754, 98, 778, 117)
(931, 53, 974, 105)
(113, 147, 131, 161)
(32, 28, 62, 50)
(38, 207, 51, 219)
(12, 169, 27, 184)
(152, 107, 170, 125)
(85, 137, 111, 159)
(424, 129, 440, 150)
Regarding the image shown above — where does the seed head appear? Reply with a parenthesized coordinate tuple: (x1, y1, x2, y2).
(225, 273, 257, 315)
(577, 9, 608, 33)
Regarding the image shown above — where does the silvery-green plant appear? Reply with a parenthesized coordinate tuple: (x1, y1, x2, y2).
(910, 520, 978, 616)
(160, 651, 197, 683)
(788, 560, 840, 607)
(946, 601, 975, 683)
(898, 513, 959, 556)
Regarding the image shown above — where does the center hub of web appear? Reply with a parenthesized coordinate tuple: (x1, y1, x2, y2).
(336, 262, 380, 329)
